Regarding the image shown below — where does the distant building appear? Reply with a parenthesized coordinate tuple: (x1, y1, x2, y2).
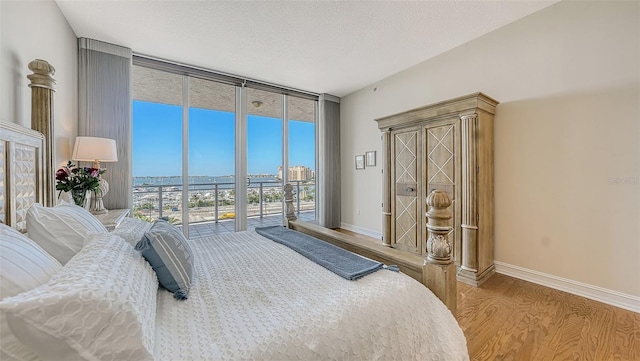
(277, 165, 314, 181)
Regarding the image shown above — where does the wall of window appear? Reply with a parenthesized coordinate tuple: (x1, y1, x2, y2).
(131, 60, 317, 236)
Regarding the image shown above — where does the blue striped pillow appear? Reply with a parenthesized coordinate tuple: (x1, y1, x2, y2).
(136, 219, 193, 300)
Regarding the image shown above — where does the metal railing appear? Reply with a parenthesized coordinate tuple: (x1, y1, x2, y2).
(132, 180, 315, 224)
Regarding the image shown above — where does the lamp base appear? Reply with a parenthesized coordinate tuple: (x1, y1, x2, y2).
(90, 205, 108, 214)
(90, 195, 109, 214)
(90, 178, 110, 214)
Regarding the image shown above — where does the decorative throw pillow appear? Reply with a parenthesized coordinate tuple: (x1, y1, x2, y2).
(26, 201, 108, 264)
(0, 233, 158, 361)
(136, 219, 194, 300)
(0, 224, 62, 361)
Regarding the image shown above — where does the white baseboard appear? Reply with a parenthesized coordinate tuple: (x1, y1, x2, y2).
(339, 222, 382, 240)
(494, 261, 640, 314)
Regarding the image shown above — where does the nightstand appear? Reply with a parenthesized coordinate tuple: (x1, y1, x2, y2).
(94, 208, 130, 231)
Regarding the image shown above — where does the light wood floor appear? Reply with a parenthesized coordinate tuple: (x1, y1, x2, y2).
(457, 273, 638, 360)
(336, 229, 639, 360)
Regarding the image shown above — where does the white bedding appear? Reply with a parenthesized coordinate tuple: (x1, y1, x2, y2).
(111, 216, 153, 247)
(153, 231, 469, 361)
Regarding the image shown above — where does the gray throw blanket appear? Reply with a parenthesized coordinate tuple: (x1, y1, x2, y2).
(255, 226, 385, 280)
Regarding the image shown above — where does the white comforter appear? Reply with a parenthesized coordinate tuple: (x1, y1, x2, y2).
(150, 231, 469, 361)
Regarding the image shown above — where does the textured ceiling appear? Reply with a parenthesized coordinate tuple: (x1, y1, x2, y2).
(56, 0, 558, 97)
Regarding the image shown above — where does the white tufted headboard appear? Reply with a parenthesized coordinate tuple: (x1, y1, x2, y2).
(0, 120, 45, 232)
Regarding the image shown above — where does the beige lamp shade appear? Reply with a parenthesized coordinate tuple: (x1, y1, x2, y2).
(72, 136, 117, 167)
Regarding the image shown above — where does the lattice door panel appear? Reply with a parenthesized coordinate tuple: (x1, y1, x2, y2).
(427, 125, 455, 184)
(392, 129, 421, 253)
(395, 131, 417, 184)
(395, 195, 418, 249)
(425, 122, 461, 265)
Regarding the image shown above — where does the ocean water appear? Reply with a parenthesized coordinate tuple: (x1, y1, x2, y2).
(134, 175, 279, 186)
(133, 175, 315, 191)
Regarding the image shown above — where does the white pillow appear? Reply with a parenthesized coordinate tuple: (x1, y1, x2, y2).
(26, 201, 108, 264)
(0, 225, 62, 299)
(0, 233, 158, 361)
(110, 216, 153, 247)
(0, 224, 62, 361)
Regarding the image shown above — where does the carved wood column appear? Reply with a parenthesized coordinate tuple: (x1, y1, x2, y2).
(423, 189, 456, 314)
(284, 183, 297, 227)
(27, 59, 56, 207)
(381, 130, 392, 246)
(460, 114, 478, 272)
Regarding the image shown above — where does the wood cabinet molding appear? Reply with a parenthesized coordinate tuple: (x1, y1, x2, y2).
(460, 114, 478, 273)
(375, 92, 498, 131)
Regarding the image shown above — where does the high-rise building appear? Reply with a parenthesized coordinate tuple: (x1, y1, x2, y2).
(276, 165, 313, 181)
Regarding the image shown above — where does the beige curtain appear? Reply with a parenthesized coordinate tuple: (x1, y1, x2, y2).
(78, 38, 132, 210)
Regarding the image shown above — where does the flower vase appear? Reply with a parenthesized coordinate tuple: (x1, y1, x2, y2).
(71, 189, 88, 208)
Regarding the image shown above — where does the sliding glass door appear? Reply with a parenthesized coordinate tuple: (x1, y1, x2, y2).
(287, 97, 316, 221)
(132, 67, 184, 224)
(187, 78, 237, 234)
(246, 88, 283, 223)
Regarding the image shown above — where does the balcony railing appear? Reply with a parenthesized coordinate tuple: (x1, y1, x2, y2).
(132, 180, 315, 224)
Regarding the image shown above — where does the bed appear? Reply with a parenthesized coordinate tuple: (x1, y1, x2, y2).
(0, 60, 469, 361)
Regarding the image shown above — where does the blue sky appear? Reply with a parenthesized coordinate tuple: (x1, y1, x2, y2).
(132, 101, 315, 177)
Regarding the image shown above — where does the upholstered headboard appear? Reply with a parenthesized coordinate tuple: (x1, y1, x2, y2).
(0, 120, 45, 232)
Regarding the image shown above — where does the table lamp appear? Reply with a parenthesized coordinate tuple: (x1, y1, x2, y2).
(72, 136, 118, 214)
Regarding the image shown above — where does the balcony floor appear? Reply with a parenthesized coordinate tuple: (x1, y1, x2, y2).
(184, 211, 316, 239)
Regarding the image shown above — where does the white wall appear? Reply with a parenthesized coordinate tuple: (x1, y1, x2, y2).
(1, 0, 78, 166)
(341, 1, 639, 298)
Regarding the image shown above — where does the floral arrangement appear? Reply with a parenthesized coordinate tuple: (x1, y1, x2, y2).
(55, 161, 106, 206)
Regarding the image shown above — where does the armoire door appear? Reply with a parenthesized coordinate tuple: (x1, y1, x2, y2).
(424, 119, 461, 265)
(390, 127, 422, 254)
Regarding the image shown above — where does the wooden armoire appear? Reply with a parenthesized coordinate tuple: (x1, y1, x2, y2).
(375, 93, 498, 286)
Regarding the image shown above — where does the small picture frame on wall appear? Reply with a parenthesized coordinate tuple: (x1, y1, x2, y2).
(355, 155, 365, 170)
(365, 151, 376, 167)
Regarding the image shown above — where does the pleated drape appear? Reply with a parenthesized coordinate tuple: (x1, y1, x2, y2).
(317, 94, 341, 229)
(78, 38, 132, 210)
